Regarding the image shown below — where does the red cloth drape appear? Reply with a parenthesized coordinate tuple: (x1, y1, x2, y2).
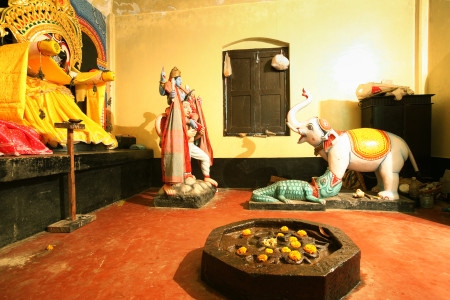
(160, 81, 191, 184)
(0, 120, 52, 156)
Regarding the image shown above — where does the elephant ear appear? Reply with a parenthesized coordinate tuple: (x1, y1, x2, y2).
(318, 118, 332, 132)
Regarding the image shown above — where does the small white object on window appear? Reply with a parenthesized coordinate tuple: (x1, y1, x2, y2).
(271, 54, 289, 71)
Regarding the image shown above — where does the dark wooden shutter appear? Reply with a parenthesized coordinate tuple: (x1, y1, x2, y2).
(223, 47, 289, 136)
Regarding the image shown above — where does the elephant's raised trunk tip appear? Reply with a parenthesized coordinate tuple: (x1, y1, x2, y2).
(302, 88, 310, 99)
(287, 88, 312, 131)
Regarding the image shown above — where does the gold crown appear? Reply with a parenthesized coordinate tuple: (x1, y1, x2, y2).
(0, 0, 83, 69)
(170, 67, 181, 78)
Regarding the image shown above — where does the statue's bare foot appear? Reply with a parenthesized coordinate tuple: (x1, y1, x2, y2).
(378, 191, 395, 200)
(163, 184, 176, 195)
(204, 177, 218, 187)
(319, 199, 326, 205)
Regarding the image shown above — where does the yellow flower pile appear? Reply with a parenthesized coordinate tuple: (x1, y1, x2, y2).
(280, 226, 289, 232)
(265, 248, 274, 254)
(242, 229, 252, 236)
(263, 237, 277, 247)
(277, 233, 284, 237)
(289, 236, 298, 242)
(289, 250, 302, 262)
(281, 247, 291, 253)
(290, 241, 301, 249)
(257, 254, 268, 262)
(303, 244, 317, 254)
(297, 230, 307, 237)
(236, 246, 247, 254)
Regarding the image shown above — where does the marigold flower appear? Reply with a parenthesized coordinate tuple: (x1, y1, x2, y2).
(242, 229, 251, 236)
(277, 233, 284, 237)
(297, 230, 307, 237)
(281, 247, 291, 253)
(265, 248, 274, 254)
(280, 226, 289, 232)
(236, 247, 247, 254)
(290, 241, 301, 249)
(303, 244, 317, 254)
(289, 250, 302, 262)
(257, 254, 268, 262)
(289, 236, 298, 242)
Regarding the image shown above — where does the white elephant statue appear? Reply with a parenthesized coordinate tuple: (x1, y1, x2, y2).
(287, 89, 419, 200)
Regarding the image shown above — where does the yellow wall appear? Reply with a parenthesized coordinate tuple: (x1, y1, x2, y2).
(112, 0, 416, 158)
(428, 0, 450, 159)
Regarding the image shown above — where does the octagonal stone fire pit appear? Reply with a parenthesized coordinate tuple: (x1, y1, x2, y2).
(201, 218, 361, 300)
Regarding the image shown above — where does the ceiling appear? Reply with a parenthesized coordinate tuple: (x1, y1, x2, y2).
(90, 0, 273, 16)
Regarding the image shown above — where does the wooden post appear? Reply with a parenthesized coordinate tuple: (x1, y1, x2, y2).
(47, 120, 96, 233)
(67, 125, 76, 221)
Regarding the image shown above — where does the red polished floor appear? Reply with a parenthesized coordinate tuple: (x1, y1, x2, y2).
(0, 188, 449, 300)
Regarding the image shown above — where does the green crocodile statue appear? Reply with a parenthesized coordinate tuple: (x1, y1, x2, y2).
(251, 169, 343, 204)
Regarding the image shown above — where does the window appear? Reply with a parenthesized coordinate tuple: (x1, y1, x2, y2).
(223, 47, 290, 136)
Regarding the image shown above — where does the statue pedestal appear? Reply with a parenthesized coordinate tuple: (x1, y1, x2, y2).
(249, 190, 415, 212)
(154, 179, 217, 208)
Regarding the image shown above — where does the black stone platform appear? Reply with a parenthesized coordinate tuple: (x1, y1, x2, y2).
(154, 177, 217, 208)
(249, 190, 415, 212)
(0, 149, 154, 248)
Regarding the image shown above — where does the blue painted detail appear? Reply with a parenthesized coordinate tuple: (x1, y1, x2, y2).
(70, 0, 107, 61)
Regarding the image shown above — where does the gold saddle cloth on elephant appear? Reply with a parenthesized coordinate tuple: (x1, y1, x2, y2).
(347, 128, 391, 161)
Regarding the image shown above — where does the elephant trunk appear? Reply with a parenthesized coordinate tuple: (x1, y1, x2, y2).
(287, 88, 312, 132)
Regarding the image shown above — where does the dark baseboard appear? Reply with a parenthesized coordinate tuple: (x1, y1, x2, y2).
(152, 156, 450, 188)
(152, 157, 329, 188)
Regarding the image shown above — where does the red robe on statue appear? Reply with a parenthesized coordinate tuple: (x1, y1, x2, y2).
(193, 96, 213, 166)
(160, 79, 191, 184)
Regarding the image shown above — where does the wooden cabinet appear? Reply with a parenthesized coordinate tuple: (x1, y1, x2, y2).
(360, 94, 433, 176)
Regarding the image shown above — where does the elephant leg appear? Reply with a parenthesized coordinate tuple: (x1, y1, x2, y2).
(389, 172, 400, 199)
(328, 150, 349, 179)
(377, 155, 399, 200)
(371, 170, 384, 193)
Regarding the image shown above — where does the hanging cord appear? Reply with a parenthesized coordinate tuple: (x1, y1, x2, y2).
(224, 76, 228, 133)
(37, 51, 45, 80)
(37, 51, 46, 119)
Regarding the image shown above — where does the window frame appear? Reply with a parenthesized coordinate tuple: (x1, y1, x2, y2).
(223, 47, 290, 137)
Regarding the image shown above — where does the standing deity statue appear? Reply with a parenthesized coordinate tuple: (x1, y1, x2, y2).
(156, 67, 216, 195)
